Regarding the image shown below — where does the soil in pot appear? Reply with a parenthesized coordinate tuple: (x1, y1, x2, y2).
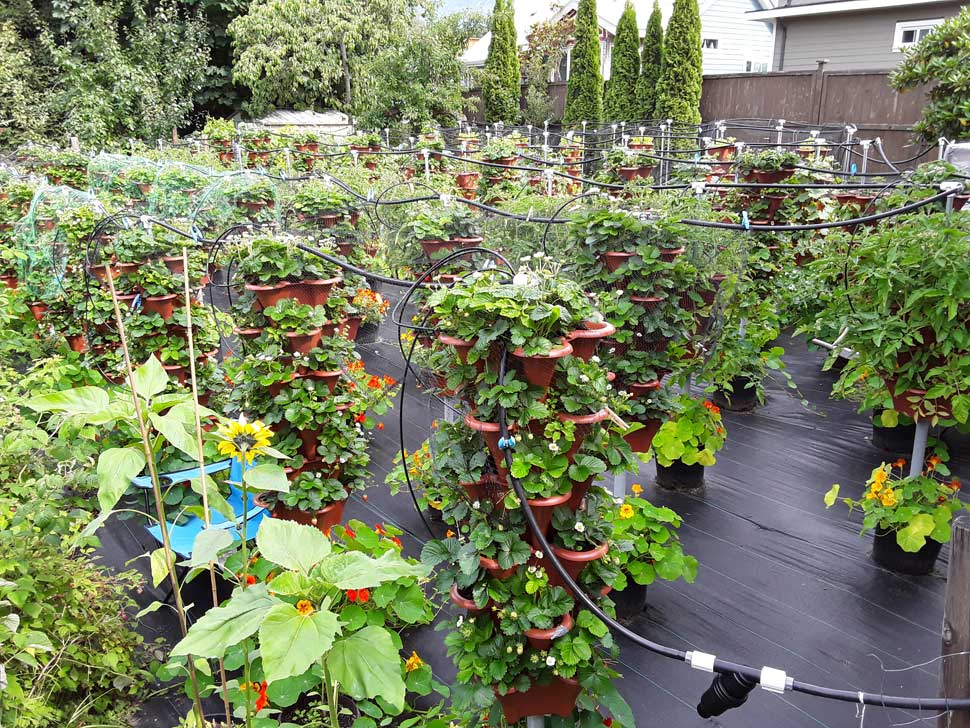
(656, 460, 705, 492)
(871, 526, 942, 576)
(712, 376, 760, 412)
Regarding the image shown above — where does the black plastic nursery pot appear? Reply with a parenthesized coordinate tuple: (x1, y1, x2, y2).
(871, 416, 917, 457)
(712, 376, 760, 412)
(871, 527, 942, 576)
(656, 460, 705, 492)
(612, 581, 648, 621)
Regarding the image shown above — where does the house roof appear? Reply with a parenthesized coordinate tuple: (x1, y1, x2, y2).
(460, 0, 677, 66)
(747, 0, 956, 20)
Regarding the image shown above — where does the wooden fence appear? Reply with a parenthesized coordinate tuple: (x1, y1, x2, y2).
(463, 67, 931, 169)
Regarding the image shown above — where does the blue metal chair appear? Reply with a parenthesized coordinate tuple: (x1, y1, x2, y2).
(132, 456, 268, 559)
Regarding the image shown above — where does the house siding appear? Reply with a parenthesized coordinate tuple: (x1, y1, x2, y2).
(774, 1, 963, 71)
(701, 0, 776, 74)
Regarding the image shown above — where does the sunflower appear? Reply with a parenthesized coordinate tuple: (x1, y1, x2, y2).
(216, 417, 273, 464)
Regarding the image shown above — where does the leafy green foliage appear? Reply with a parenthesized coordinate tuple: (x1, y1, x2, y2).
(481, 0, 521, 123)
(563, 0, 603, 124)
(603, 2, 640, 122)
(654, 0, 702, 131)
(890, 5, 970, 142)
(636, 1, 664, 119)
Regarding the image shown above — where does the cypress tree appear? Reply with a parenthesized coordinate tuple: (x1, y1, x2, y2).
(636, 0, 664, 120)
(563, 0, 602, 125)
(603, 1, 640, 121)
(482, 0, 521, 123)
(654, 0, 702, 129)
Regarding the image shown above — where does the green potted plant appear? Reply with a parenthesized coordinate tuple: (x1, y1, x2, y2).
(606, 489, 697, 618)
(607, 148, 656, 182)
(735, 149, 801, 184)
(480, 136, 520, 166)
(825, 458, 963, 575)
(262, 299, 329, 354)
(132, 261, 182, 319)
(651, 395, 726, 491)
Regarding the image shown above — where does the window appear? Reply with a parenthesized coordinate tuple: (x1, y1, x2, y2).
(745, 60, 768, 73)
(702, 38, 718, 49)
(893, 19, 943, 51)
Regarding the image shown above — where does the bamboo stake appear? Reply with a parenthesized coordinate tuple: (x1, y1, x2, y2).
(181, 247, 232, 724)
(104, 265, 206, 724)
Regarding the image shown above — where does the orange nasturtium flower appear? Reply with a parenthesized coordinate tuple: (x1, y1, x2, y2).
(619, 503, 634, 519)
(296, 599, 315, 616)
(631, 483, 643, 495)
(405, 651, 424, 672)
(880, 489, 898, 507)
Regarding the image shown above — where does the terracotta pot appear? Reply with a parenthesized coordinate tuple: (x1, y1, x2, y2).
(600, 251, 636, 272)
(628, 379, 662, 398)
(0, 274, 17, 290)
(163, 363, 188, 385)
(453, 235, 484, 248)
(438, 333, 477, 365)
(750, 168, 795, 184)
(526, 490, 573, 541)
(142, 294, 178, 320)
(162, 256, 185, 274)
(336, 241, 354, 257)
(566, 320, 616, 361)
(298, 428, 320, 460)
(419, 238, 461, 258)
(285, 329, 323, 354)
(449, 583, 489, 614)
(460, 476, 508, 508)
(545, 542, 609, 590)
(298, 369, 342, 393)
(341, 315, 362, 341)
(115, 261, 141, 275)
(269, 497, 347, 534)
(887, 379, 951, 420)
(65, 333, 88, 353)
(29, 302, 48, 322)
(624, 418, 663, 452)
(630, 294, 663, 313)
(479, 554, 516, 579)
(455, 171, 480, 189)
(566, 475, 595, 511)
(659, 246, 685, 262)
(90, 265, 120, 283)
(136, 182, 152, 195)
(558, 409, 610, 462)
(617, 165, 654, 181)
(511, 339, 573, 389)
(525, 611, 574, 650)
(464, 412, 506, 469)
(495, 677, 581, 723)
(234, 327, 264, 341)
(295, 277, 342, 307)
(245, 281, 292, 309)
(487, 156, 518, 167)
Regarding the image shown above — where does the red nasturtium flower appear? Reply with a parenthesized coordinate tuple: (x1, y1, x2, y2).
(375, 523, 386, 535)
(347, 588, 370, 603)
(602, 718, 613, 727)
(377, 422, 385, 430)
(355, 413, 366, 423)
(256, 681, 268, 711)
(367, 375, 382, 389)
(391, 536, 403, 549)
(345, 527, 356, 539)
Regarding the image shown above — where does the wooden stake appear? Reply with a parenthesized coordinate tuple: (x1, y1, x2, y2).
(104, 265, 206, 723)
(181, 247, 232, 723)
(940, 515, 970, 727)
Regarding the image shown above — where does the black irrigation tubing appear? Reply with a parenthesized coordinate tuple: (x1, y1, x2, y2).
(685, 186, 958, 232)
(492, 351, 970, 713)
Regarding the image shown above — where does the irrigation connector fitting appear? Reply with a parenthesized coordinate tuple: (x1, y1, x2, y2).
(497, 436, 516, 450)
(697, 672, 759, 718)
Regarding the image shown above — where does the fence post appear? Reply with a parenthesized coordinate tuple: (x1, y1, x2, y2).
(940, 515, 970, 728)
(810, 59, 828, 125)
